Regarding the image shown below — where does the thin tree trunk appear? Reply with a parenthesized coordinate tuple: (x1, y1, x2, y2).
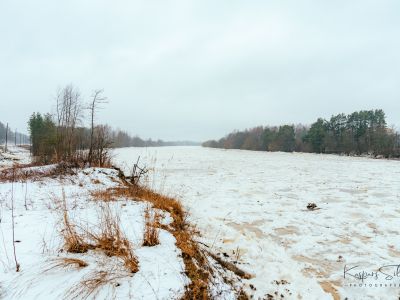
(11, 168, 20, 272)
(5, 123, 8, 152)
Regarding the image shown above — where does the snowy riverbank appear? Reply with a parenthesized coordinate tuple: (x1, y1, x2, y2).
(0, 147, 243, 299)
(114, 146, 400, 300)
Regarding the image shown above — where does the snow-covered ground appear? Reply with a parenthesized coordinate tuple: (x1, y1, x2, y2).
(113, 146, 400, 300)
(0, 146, 31, 170)
(0, 148, 190, 299)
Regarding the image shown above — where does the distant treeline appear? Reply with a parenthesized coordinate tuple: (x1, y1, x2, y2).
(202, 109, 400, 158)
(0, 121, 30, 145)
(28, 84, 198, 164)
(29, 115, 198, 155)
(111, 130, 199, 148)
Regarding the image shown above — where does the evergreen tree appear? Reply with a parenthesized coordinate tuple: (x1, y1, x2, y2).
(303, 118, 327, 153)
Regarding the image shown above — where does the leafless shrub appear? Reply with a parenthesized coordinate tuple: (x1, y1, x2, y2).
(89, 125, 113, 168)
(128, 157, 149, 186)
(87, 90, 108, 167)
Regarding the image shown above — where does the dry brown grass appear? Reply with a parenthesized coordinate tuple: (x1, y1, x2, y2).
(142, 205, 160, 247)
(54, 166, 246, 298)
(60, 192, 139, 273)
(1, 155, 247, 297)
(91, 185, 212, 299)
(58, 204, 139, 299)
(79, 270, 110, 297)
(90, 189, 117, 202)
(62, 257, 89, 268)
(62, 210, 94, 254)
(60, 191, 94, 254)
(90, 186, 185, 225)
(87, 206, 139, 273)
(0, 164, 38, 182)
(66, 267, 127, 300)
(0, 162, 77, 183)
(47, 257, 89, 270)
(0, 153, 113, 183)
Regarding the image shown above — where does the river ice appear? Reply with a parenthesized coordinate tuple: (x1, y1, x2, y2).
(114, 146, 400, 299)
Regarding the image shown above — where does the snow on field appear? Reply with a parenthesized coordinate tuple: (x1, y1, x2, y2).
(0, 146, 31, 170)
(114, 146, 400, 300)
(0, 151, 188, 299)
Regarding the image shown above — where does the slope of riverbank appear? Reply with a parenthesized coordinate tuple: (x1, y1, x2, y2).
(0, 147, 244, 299)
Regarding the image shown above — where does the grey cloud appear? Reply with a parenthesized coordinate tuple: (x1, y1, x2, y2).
(1, 0, 399, 141)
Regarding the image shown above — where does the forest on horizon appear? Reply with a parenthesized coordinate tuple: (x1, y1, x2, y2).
(202, 109, 400, 158)
(1, 85, 199, 155)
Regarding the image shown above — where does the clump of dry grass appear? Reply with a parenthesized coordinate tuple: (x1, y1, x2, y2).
(60, 190, 93, 254)
(62, 210, 93, 253)
(90, 189, 117, 202)
(91, 186, 184, 224)
(59, 191, 139, 273)
(58, 204, 139, 299)
(88, 205, 139, 273)
(79, 270, 111, 296)
(46, 257, 89, 271)
(142, 205, 160, 247)
(62, 257, 89, 268)
(67, 268, 126, 300)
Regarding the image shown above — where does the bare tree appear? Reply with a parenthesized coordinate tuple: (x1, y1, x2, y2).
(55, 85, 82, 160)
(92, 125, 112, 166)
(87, 89, 108, 166)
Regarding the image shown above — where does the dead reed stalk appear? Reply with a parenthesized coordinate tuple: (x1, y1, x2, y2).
(11, 166, 20, 272)
(142, 205, 160, 247)
(60, 190, 93, 254)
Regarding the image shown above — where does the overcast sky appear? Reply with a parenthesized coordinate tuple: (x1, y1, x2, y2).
(1, 0, 399, 141)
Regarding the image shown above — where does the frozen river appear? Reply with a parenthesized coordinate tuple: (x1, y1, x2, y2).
(113, 146, 400, 299)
